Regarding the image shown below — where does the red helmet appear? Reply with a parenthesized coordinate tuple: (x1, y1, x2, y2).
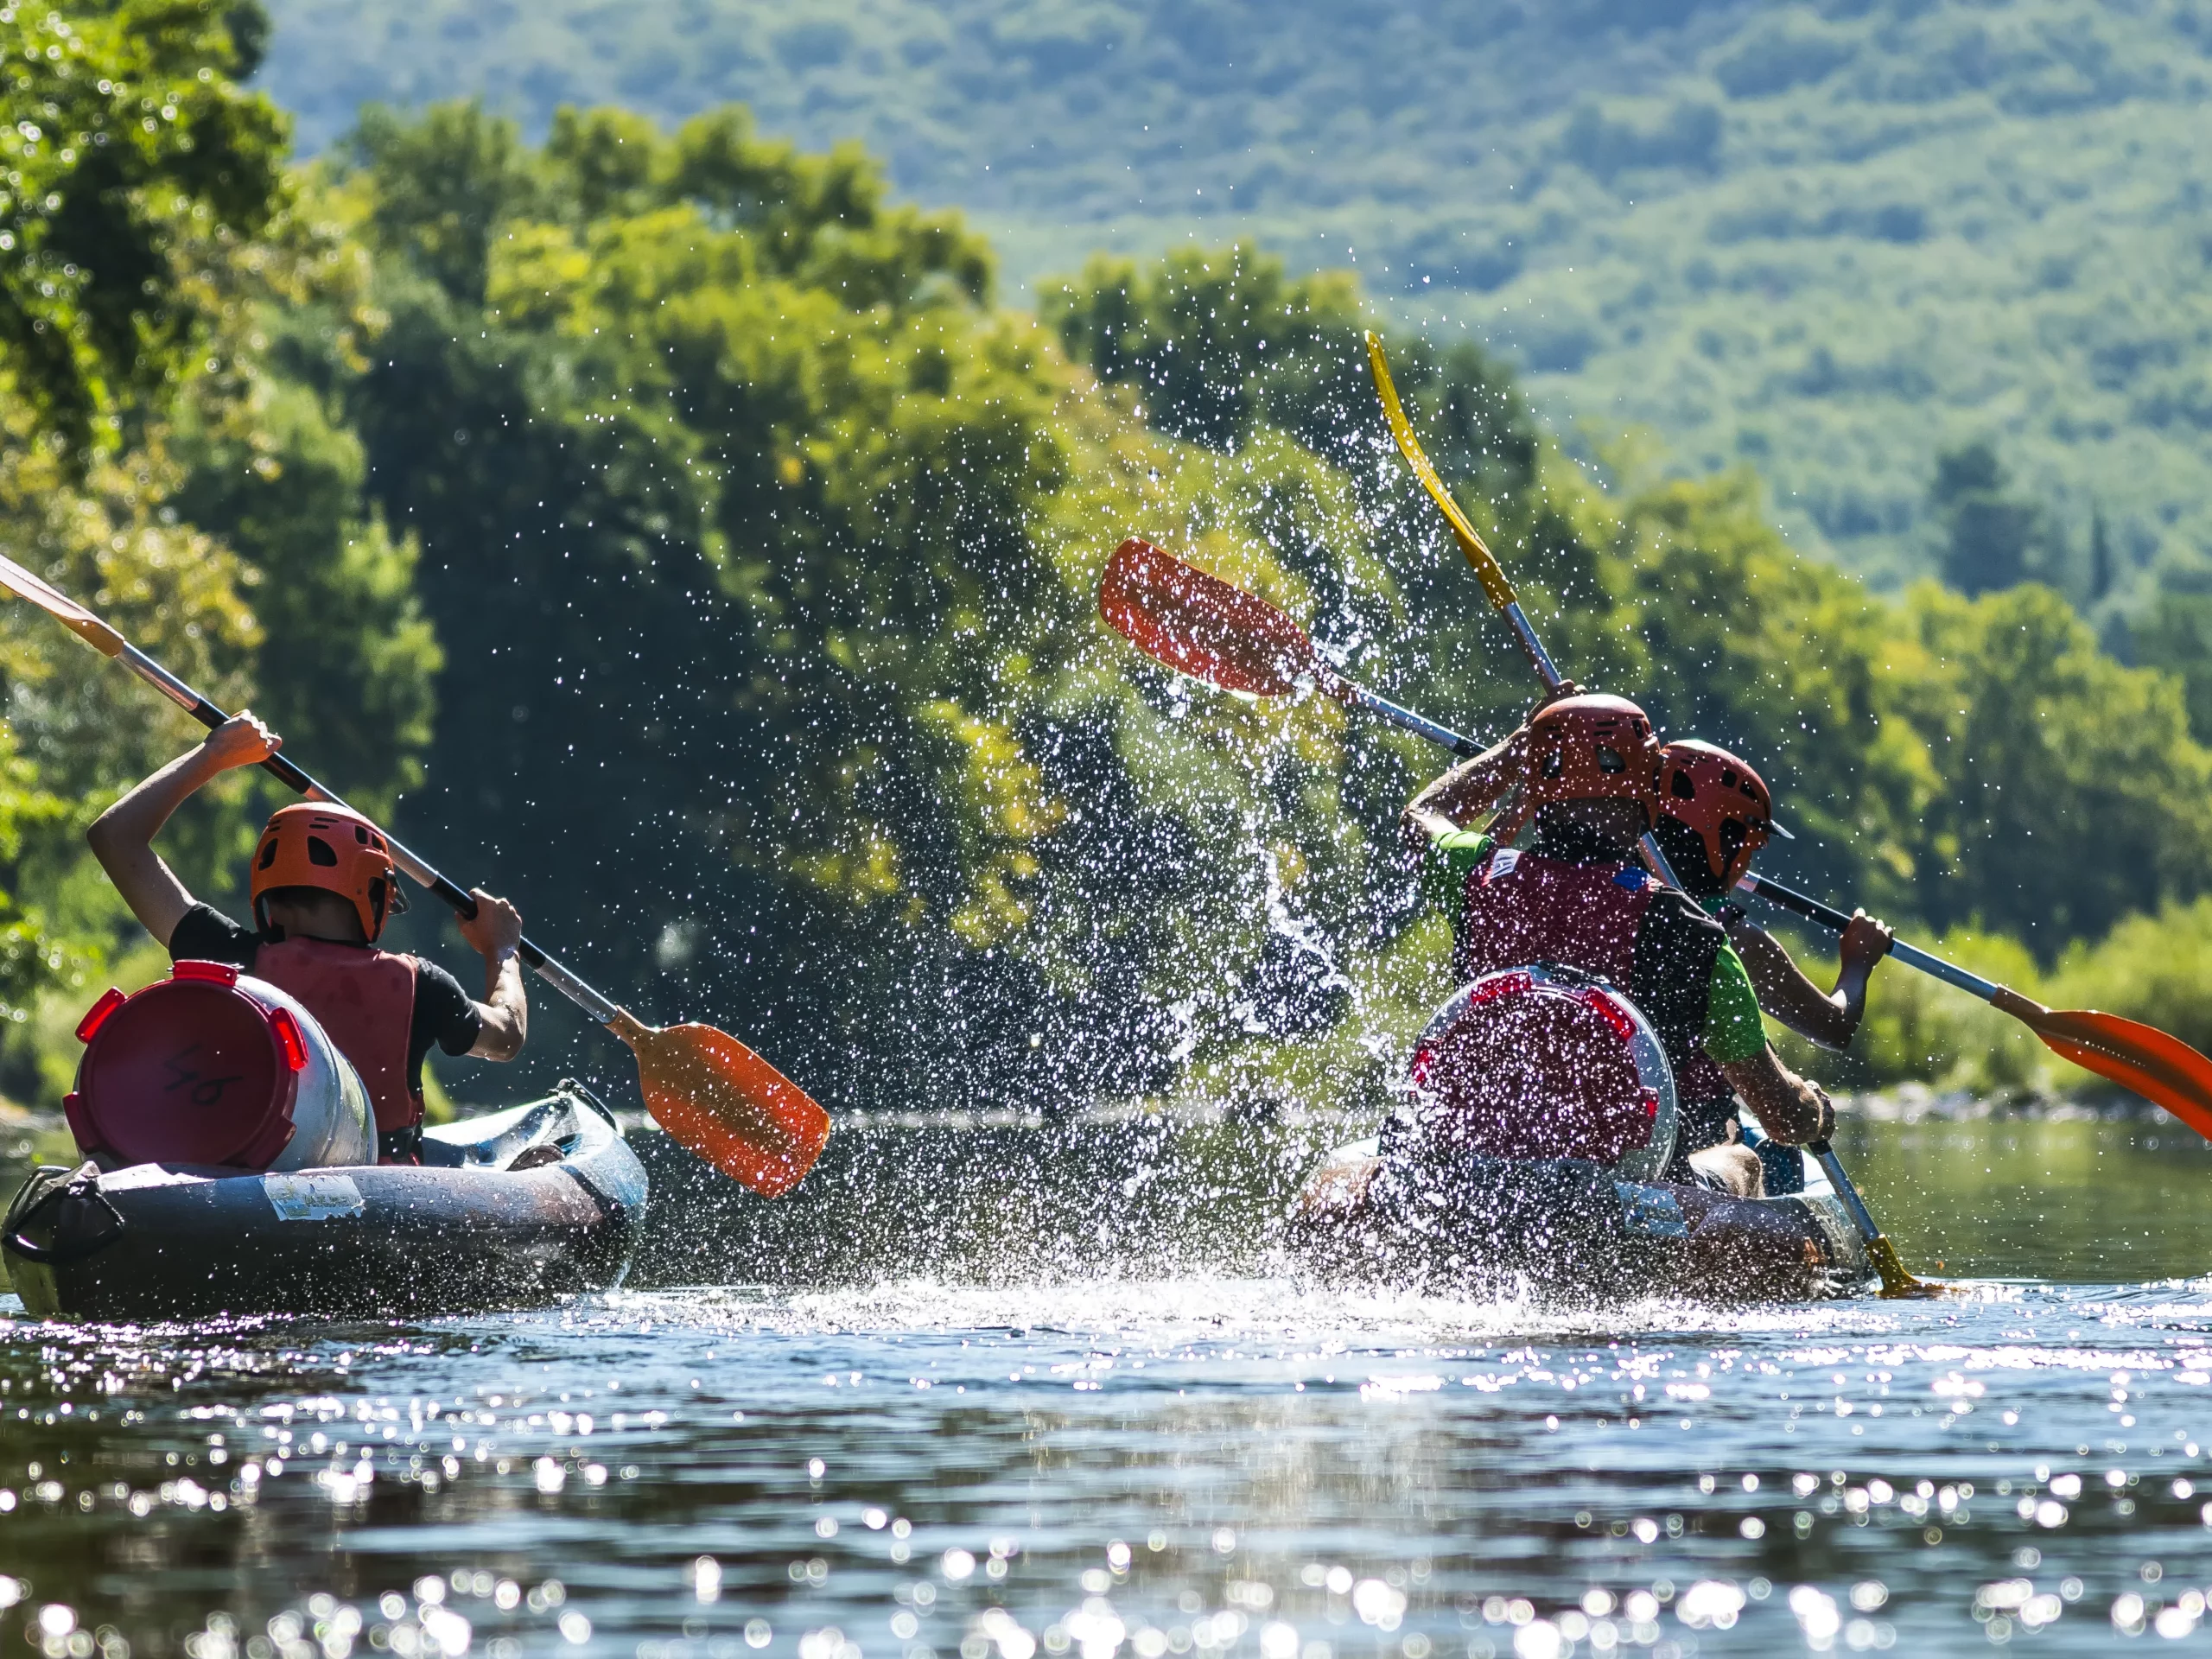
(1656, 740, 1777, 890)
(250, 803, 405, 943)
(1495, 693, 1660, 840)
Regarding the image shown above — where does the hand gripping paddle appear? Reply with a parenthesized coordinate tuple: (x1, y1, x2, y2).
(1737, 874, 2212, 1144)
(0, 550, 830, 1196)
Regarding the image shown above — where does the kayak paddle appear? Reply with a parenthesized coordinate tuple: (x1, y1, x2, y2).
(0, 550, 830, 1197)
(1189, 347, 1938, 1297)
(1739, 874, 2212, 1142)
(1361, 332, 1568, 696)
(1097, 532, 1939, 1294)
(1101, 537, 1479, 756)
(1363, 332, 2212, 1143)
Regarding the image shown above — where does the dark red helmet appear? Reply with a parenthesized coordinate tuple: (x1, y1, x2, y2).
(1657, 739, 1777, 890)
(1494, 693, 1661, 842)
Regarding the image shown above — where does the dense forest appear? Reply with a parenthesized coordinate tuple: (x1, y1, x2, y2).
(0, 1, 2206, 1124)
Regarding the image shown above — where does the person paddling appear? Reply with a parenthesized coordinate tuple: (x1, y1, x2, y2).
(1653, 740, 1892, 1043)
(1650, 739, 1893, 1191)
(87, 714, 528, 1164)
(1402, 692, 1835, 1197)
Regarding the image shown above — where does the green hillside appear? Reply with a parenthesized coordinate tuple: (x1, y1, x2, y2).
(254, 0, 2212, 600)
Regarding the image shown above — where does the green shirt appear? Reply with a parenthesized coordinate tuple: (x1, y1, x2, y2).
(1421, 829, 1766, 1065)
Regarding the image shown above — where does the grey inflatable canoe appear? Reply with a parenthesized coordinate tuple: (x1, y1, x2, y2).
(2, 1085, 647, 1321)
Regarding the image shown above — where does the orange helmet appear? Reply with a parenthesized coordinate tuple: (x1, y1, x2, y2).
(250, 803, 405, 943)
(1495, 693, 1660, 839)
(1656, 739, 1778, 893)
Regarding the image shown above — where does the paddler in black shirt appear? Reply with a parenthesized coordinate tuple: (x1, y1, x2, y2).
(86, 713, 528, 1163)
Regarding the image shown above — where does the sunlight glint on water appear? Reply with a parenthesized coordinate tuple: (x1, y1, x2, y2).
(0, 1116, 2209, 1657)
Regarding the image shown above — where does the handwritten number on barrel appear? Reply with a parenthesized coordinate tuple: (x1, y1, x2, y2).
(162, 1044, 244, 1107)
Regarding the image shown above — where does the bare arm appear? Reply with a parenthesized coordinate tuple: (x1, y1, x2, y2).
(1719, 1045, 1836, 1146)
(1398, 683, 1580, 853)
(1400, 731, 1524, 851)
(456, 890, 528, 1061)
(86, 714, 281, 948)
(1726, 910, 1893, 1052)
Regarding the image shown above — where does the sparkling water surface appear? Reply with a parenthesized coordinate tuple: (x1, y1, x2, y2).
(2, 1117, 2210, 1658)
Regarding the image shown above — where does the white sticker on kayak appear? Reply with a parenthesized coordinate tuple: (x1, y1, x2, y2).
(263, 1173, 365, 1222)
(1617, 1183, 1688, 1239)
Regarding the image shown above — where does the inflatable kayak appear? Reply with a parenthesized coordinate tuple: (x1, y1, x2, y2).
(1287, 965, 1873, 1301)
(2, 1085, 647, 1321)
(1289, 1135, 1871, 1300)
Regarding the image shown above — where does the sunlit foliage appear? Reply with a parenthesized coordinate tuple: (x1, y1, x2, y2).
(0, 3, 435, 1090)
(0, 0, 285, 457)
(2, 63, 2205, 1115)
(255, 0, 2212, 608)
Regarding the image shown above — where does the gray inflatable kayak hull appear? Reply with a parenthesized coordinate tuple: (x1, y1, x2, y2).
(2, 1086, 646, 1321)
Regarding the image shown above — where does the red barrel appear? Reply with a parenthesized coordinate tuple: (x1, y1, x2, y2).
(1406, 963, 1680, 1181)
(65, 961, 372, 1171)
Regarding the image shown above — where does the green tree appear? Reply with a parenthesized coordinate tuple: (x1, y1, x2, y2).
(1903, 582, 2212, 950)
(1929, 442, 2064, 597)
(318, 104, 1129, 1107)
(0, 0, 286, 458)
(2129, 592, 2212, 747)
(0, 6, 443, 1104)
(169, 376, 439, 822)
(1040, 242, 1364, 454)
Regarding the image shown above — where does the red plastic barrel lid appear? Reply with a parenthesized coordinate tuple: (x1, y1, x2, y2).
(70, 966, 300, 1169)
(1412, 980, 1653, 1165)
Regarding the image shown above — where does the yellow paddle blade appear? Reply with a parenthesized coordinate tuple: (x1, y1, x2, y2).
(1866, 1234, 1946, 1300)
(1362, 332, 1519, 613)
(0, 549, 127, 656)
(609, 1013, 831, 1198)
(2024, 1007, 2212, 1141)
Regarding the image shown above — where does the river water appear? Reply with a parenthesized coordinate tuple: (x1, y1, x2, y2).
(2, 1116, 2209, 1658)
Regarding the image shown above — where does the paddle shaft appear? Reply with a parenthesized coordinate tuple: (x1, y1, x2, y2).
(1807, 1138, 1929, 1297)
(1361, 334, 1686, 888)
(1737, 873, 2001, 1001)
(1336, 679, 1483, 758)
(109, 640, 625, 1025)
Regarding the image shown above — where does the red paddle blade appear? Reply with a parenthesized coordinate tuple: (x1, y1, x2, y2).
(2029, 1007, 2212, 1141)
(1099, 537, 1320, 698)
(617, 1017, 831, 1198)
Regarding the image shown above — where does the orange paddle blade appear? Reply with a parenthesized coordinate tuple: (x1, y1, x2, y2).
(611, 1014, 830, 1198)
(2026, 1007, 2212, 1141)
(1099, 537, 1322, 698)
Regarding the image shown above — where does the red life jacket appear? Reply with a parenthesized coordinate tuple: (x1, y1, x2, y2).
(253, 938, 422, 1138)
(1452, 845, 1737, 1152)
(1452, 845, 1654, 987)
